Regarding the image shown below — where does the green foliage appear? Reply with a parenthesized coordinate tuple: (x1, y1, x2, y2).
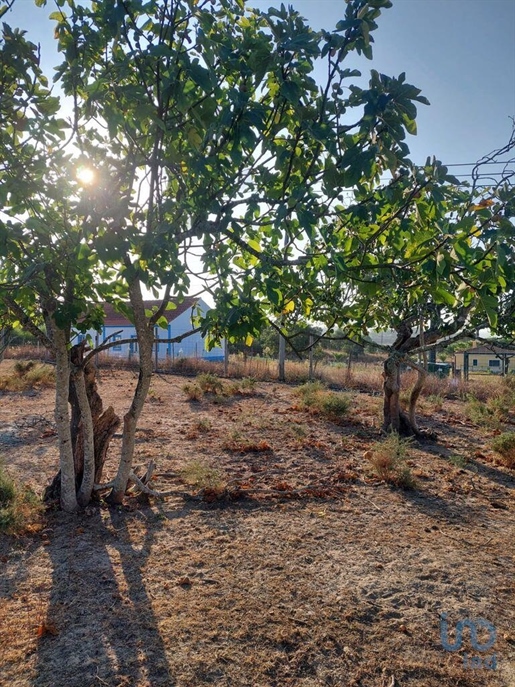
(294, 381, 350, 423)
(448, 454, 468, 469)
(491, 432, 515, 468)
(366, 433, 416, 489)
(1, 0, 514, 507)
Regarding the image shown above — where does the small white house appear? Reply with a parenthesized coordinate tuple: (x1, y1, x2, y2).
(454, 345, 515, 376)
(84, 297, 225, 361)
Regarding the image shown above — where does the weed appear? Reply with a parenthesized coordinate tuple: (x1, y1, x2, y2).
(294, 381, 326, 404)
(294, 381, 350, 424)
(491, 432, 515, 468)
(229, 377, 257, 395)
(196, 373, 226, 395)
(182, 382, 203, 401)
(366, 434, 416, 489)
(0, 462, 43, 534)
(222, 430, 272, 453)
(465, 396, 503, 429)
(448, 454, 468, 468)
(195, 417, 212, 433)
(179, 459, 226, 491)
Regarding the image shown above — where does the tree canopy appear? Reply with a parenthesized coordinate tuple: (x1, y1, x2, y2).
(0, 0, 514, 508)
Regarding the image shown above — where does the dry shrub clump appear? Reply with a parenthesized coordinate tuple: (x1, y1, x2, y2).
(0, 462, 43, 534)
(491, 432, 515, 468)
(294, 381, 350, 424)
(465, 376, 515, 428)
(183, 373, 259, 401)
(179, 459, 226, 492)
(366, 433, 416, 489)
(0, 361, 55, 391)
(222, 430, 272, 453)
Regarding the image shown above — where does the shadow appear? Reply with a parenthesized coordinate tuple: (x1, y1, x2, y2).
(34, 505, 175, 687)
(460, 458, 515, 491)
(420, 439, 515, 490)
(400, 487, 486, 525)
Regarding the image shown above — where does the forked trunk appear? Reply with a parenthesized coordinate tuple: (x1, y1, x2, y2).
(44, 345, 120, 506)
(382, 355, 423, 437)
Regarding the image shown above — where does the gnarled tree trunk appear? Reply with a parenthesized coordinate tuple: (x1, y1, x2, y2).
(382, 353, 428, 436)
(44, 343, 120, 505)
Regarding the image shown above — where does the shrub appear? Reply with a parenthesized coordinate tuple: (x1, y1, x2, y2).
(294, 381, 350, 424)
(366, 434, 416, 489)
(196, 373, 226, 395)
(0, 362, 55, 391)
(0, 463, 42, 534)
(182, 382, 203, 401)
(465, 393, 512, 429)
(179, 459, 226, 491)
(491, 433, 515, 468)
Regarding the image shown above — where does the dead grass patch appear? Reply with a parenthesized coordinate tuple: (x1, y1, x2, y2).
(365, 433, 417, 489)
(0, 361, 55, 392)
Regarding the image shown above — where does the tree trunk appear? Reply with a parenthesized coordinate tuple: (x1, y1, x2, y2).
(382, 355, 418, 436)
(408, 367, 427, 434)
(44, 344, 120, 506)
(108, 277, 154, 504)
(46, 320, 78, 513)
(382, 354, 431, 437)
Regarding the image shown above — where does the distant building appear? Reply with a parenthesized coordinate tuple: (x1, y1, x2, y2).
(83, 297, 224, 361)
(454, 345, 515, 376)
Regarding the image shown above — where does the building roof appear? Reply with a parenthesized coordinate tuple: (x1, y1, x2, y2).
(460, 345, 515, 356)
(102, 297, 199, 327)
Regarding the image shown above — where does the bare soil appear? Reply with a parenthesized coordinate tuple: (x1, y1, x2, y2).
(0, 364, 514, 687)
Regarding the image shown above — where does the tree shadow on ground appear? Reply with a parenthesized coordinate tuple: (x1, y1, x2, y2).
(34, 505, 175, 687)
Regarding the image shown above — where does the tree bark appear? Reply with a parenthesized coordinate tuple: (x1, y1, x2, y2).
(44, 344, 120, 506)
(382, 354, 421, 436)
(46, 319, 78, 513)
(74, 361, 96, 507)
(108, 276, 154, 504)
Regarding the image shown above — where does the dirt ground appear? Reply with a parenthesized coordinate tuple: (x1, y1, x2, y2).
(0, 363, 514, 687)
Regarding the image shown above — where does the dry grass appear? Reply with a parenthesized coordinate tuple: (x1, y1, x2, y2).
(0, 361, 55, 391)
(0, 367, 514, 687)
(365, 433, 417, 489)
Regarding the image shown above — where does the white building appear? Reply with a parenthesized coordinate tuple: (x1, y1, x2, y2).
(84, 297, 225, 361)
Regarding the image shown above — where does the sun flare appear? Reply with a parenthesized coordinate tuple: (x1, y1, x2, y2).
(76, 166, 96, 185)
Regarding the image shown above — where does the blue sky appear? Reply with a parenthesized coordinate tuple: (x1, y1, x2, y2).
(252, 0, 515, 173)
(4, 0, 515, 179)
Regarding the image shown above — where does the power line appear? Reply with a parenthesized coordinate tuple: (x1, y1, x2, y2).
(446, 161, 514, 167)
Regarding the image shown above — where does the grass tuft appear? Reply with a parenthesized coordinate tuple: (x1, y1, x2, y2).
(366, 433, 416, 489)
(0, 462, 43, 534)
(491, 432, 515, 468)
(294, 381, 350, 424)
(179, 459, 226, 491)
(0, 361, 55, 391)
